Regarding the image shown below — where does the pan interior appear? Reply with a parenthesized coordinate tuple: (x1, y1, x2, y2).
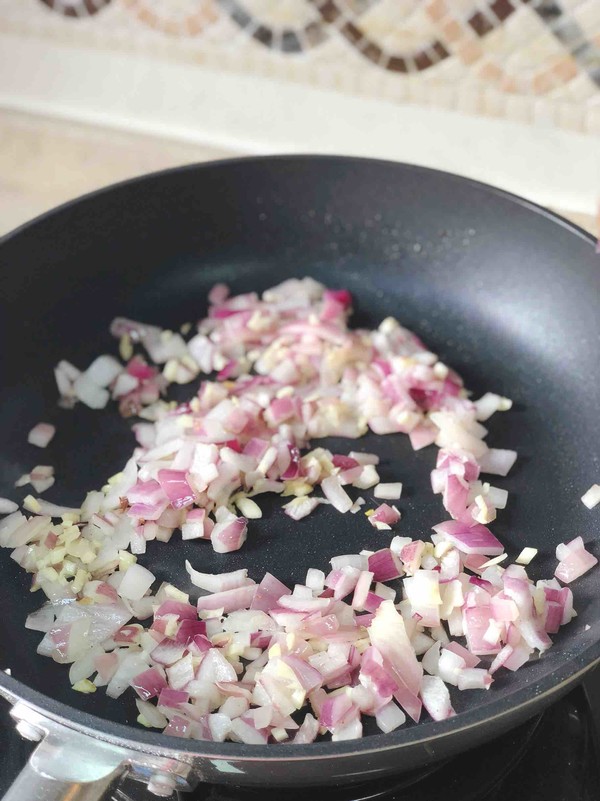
(0, 157, 598, 737)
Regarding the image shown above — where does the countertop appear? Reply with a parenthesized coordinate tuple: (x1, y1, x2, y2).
(1, 110, 596, 238)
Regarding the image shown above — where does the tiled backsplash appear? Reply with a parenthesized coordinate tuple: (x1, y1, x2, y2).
(1, 0, 600, 134)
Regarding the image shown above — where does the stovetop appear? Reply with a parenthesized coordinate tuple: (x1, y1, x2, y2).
(2, 669, 600, 801)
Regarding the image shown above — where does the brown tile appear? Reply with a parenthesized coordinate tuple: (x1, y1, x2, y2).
(468, 10, 494, 37)
(317, 1, 340, 24)
(414, 50, 433, 70)
(490, 0, 515, 23)
(253, 25, 274, 48)
(386, 55, 409, 73)
(360, 40, 383, 66)
(304, 21, 325, 48)
(343, 22, 363, 46)
(278, 30, 299, 53)
(432, 40, 450, 60)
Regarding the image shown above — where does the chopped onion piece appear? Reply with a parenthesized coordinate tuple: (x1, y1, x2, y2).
(457, 668, 493, 691)
(478, 554, 508, 569)
(433, 521, 504, 556)
(211, 514, 248, 554)
(555, 538, 598, 583)
(235, 497, 262, 519)
(473, 393, 512, 422)
(421, 675, 455, 721)
(118, 564, 155, 601)
(27, 423, 56, 448)
(321, 476, 353, 514)
(515, 547, 538, 566)
(85, 355, 123, 388)
(581, 484, 600, 510)
(477, 449, 517, 477)
(185, 563, 250, 593)
(73, 373, 110, 410)
(374, 483, 403, 500)
(0, 498, 18, 515)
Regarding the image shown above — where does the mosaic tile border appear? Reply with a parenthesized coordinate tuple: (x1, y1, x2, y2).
(2, 0, 600, 135)
(34, 0, 600, 89)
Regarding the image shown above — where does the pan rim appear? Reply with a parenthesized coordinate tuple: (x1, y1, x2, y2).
(1, 655, 599, 760)
(1, 153, 596, 250)
(0, 153, 598, 761)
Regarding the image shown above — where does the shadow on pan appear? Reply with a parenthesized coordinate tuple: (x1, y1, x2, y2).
(0, 156, 598, 786)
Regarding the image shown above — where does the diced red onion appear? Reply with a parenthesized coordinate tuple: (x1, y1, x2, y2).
(117, 564, 155, 601)
(457, 668, 493, 690)
(156, 470, 194, 509)
(477, 449, 517, 477)
(555, 537, 598, 583)
(433, 521, 503, 556)
(352, 571, 374, 611)
(293, 713, 319, 744)
(283, 496, 324, 521)
(197, 584, 257, 614)
(581, 484, 600, 510)
(0, 498, 18, 515)
(131, 667, 167, 701)
(375, 701, 406, 733)
(27, 423, 56, 449)
(25, 604, 56, 633)
(374, 483, 403, 500)
(154, 600, 197, 620)
(211, 514, 248, 554)
(185, 563, 250, 593)
(7, 279, 593, 745)
(369, 503, 401, 529)
(321, 475, 353, 514)
(158, 687, 189, 708)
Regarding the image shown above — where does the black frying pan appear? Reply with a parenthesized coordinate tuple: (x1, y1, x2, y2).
(0, 156, 598, 792)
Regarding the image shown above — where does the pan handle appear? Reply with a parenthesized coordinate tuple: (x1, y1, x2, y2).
(3, 753, 121, 801)
(3, 722, 125, 801)
(2, 700, 193, 799)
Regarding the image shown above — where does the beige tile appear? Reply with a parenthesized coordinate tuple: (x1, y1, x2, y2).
(424, 0, 447, 24)
(572, 0, 600, 31)
(585, 102, 600, 135)
(456, 39, 483, 65)
(533, 97, 558, 126)
(456, 86, 482, 114)
(372, 4, 440, 51)
(565, 72, 598, 102)
(556, 102, 585, 131)
(482, 87, 506, 117)
(505, 94, 532, 123)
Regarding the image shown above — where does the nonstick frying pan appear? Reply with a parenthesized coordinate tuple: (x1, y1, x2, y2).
(0, 156, 598, 800)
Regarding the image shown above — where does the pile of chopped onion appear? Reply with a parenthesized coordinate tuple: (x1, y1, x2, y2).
(0, 278, 597, 745)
